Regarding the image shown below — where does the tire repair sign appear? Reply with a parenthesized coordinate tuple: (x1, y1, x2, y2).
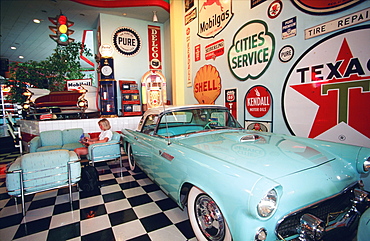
(282, 25, 370, 147)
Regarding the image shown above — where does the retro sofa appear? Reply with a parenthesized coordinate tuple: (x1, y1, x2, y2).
(6, 149, 81, 215)
(29, 128, 88, 152)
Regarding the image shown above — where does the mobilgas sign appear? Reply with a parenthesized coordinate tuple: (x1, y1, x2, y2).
(282, 25, 370, 147)
(228, 20, 275, 81)
(197, 0, 233, 38)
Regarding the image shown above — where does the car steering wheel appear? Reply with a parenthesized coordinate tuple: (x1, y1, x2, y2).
(204, 120, 221, 129)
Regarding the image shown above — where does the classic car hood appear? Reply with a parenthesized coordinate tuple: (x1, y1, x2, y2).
(177, 130, 357, 180)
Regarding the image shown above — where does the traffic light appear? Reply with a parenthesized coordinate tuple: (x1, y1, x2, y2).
(48, 14, 75, 46)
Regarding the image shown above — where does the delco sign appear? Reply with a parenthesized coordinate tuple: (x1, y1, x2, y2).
(197, 0, 233, 38)
(228, 20, 275, 80)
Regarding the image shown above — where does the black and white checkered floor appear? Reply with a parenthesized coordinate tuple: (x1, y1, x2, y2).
(0, 151, 197, 241)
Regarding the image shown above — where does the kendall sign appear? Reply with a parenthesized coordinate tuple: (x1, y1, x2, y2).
(228, 20, 275, 80)
(282, 25, 370, 147)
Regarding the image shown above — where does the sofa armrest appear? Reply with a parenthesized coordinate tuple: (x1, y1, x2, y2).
(29, 136, 41, 153)
(87, 140, 121, 162)
(6, 156, 22, 195)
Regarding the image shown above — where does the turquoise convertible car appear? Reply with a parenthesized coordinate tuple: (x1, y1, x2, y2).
(121, 105, 370, 241)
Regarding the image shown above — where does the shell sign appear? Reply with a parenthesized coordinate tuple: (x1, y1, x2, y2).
(228, 20, 275, 81)
(194, 65, 222, 104)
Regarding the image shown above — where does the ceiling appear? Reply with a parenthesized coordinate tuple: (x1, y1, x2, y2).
(0, 0, 170, 67)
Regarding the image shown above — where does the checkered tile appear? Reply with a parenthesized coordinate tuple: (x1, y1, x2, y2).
(0, 152, 197, 241)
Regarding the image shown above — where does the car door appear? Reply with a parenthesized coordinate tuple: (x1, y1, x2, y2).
(130, 114, 159, 177)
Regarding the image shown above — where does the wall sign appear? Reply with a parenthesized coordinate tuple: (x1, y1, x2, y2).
(197, 0, 233, 38)
(282, 25, 370, 147)
(251, 0, 267, 9)
(205, 39, 224, 60)
(268, 0, 283, 19)
(194, 65, 221, 104)
(291, 0, 365, 15)
(112, 27, 141, 57)
(195, 44, 201, 62)
(185, 8, 197, 25)
(245, 85, 272, 118)
(305, 7, 370, 39)
(148, 25, 162, 70)
(228, 20, 275, 81)
(186, 28, 192, 87)
(282, 17, 297, 39)
(225, 88, 237, 119)
(279, 45, 294, 63)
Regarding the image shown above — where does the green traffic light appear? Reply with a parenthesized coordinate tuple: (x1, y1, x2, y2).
(59, 34, 68, 42)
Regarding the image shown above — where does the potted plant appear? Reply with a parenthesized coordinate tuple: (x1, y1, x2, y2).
(4, 41, 92, 104)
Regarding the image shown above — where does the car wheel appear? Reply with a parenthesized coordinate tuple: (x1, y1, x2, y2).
(127, 143, 139, 172)
(187, 187, 232, 241)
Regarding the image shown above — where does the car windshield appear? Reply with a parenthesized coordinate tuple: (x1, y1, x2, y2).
(155, 108, 242, 137)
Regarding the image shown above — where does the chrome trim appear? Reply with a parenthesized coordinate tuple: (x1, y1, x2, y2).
(255, 228, 267, 241)
(90, 141, 122, 176)
(298, 214, 325, 240)
(8, 159, 81, 216)
(276, 182, 358, 227)
(364, 157, 370, 172)
(275, 182, 369, 239)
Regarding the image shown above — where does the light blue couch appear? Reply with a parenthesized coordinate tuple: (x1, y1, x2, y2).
(29, 128, 88, 152)
(6, 150, 81, 215)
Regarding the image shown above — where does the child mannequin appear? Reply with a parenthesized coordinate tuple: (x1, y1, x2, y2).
(74, 118, 113, 158)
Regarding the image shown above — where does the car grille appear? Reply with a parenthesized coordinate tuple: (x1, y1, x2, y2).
(275, 184, 358, 239)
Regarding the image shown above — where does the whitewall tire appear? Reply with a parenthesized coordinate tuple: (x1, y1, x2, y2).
(187, 186, 232, 241)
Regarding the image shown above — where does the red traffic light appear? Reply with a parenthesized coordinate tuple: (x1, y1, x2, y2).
(58, 15, 67, 25)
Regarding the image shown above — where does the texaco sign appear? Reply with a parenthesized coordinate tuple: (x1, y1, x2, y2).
(282, 25, 370, 147)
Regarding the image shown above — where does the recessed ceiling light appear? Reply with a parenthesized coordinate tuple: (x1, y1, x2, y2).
(122, 13, 127, 16)
(11, 46, 17, 50)
(33, 19, 41, 23)
(19, 56, 24, 59)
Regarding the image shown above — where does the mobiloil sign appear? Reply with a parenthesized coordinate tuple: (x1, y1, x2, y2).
(228, 20, 275, 81)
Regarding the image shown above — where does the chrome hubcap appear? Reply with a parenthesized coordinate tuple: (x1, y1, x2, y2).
(195, 194, 225, 241)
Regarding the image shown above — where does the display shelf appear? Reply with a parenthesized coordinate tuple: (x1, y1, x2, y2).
(120, 80, 142, 117)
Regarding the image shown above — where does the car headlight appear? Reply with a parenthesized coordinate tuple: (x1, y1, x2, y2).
(257, 189, 278, 217)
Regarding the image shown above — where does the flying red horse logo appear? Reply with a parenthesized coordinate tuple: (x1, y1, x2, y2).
(200, 0, 224, 12)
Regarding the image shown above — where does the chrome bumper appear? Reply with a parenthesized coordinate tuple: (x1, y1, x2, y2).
(276, 184, 370, 241)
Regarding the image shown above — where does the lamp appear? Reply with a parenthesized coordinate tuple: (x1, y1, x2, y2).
(77, 87, 88, 116)
(152, 11, 158, 22)
(22, 89, 34, 110)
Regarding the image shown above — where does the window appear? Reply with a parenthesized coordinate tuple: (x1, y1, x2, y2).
(141, 114, 159, 134)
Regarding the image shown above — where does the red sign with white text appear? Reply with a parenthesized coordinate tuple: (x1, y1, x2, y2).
(225, 89, 237, 119)
(246, 86, 271, 118)
(205, 39, 224, 60)
(148, 25, 162, 70)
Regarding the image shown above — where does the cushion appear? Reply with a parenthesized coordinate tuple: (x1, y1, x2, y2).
(37, 145, 63, 152)
(40, 130, 62, 147)
(62, 142, 84, 151)
(63, 128, 84, 144)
